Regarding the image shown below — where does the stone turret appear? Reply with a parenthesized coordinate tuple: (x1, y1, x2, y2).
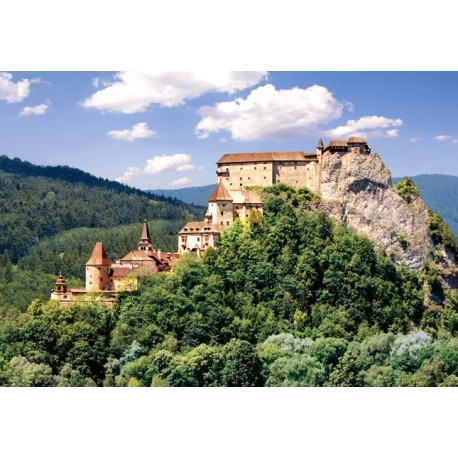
(208, 181, 234, 226)
(85, 242, 113, 292)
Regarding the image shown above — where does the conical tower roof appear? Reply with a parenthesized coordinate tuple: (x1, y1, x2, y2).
(140, 218, 152, 242)
(317, 138, 324, 148)
(209, 181, 233, 202)
(86, 242, 111, 266)
(55, 272, 67, 286)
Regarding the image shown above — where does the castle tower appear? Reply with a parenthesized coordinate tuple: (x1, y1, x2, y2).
(347, 136, 367, 154)
(316, 138, 324, 155)
(85, 242, 113, 292)
(51, 272, 68, 300)
(208, 181, 234, 226)
(138, 218, 154, 253)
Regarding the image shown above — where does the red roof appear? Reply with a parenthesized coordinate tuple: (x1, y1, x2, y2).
(86, 242, 111, 266)
(209, 182, 233, 202)
(217, 152, 310, 164)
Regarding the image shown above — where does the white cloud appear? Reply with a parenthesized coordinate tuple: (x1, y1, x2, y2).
(170, 177, 191, 187)
(82, 71, 267, 113)
(453, 139, 458, 144)
(325, 116, 403, 138)
(434, 134, 451, 141)
(196, 84, 344, 141)
(116, 154, 196, 183)
(0, 72, 34, 103)
(410, 137, 421, 143)
(107, 122, 158, 141)
(176, 164, 196, 172)
(19, 103, 48, 117)
(116, 166, 141, 183)
(144, 154, 192, 174)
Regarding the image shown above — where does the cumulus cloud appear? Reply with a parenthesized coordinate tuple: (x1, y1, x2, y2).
(325, 116, 403, 139)
(170, 177, 191, 187)
(144, 154, 192, 174)
(82, 71, 267, 113)
(434, 134, 451, 141)
(196, 84, 344, 141)
(0, 72, 35, 103)
(116, 154, 197, 183)
(19, 103, 48, 117)
(116, 166, 141, 184)
(176, 164, 196, 172)
(107, 122, 158, 141)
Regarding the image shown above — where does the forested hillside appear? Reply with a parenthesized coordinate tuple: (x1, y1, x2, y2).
(1, 185, 456, 387)
(393, 174, 458, 237)
(0, 155, 204, 262)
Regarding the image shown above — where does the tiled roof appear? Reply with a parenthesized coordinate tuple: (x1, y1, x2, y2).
(120, 250, 155, 262)
(111, 266, 135, 277)
(228, 190, 263, 204)
(217, 152, 310, 164)
(86, 242, 112, 266)
(209, 182, 233, 202)
(348, 136, 366, 143)
(178, 222, 223, 234)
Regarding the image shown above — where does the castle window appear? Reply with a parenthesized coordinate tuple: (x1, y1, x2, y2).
(226, 168, 229, 172)
(226, 221, 229, 225)
(198, 237, 200, 241)
(221, 211, 224, 216)
(240, 167, 243, 170)
(248, 177, 250, 180)
(230, 183, 232, 186)
(264, 167, 266, 170)
(254, 167, 256, 170)
(240, 177, 242, 180)
(264, 177, 266, 179)
(240, 183, 243, 186)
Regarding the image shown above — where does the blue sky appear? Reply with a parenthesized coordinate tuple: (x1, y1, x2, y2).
(1, 71, 457, 190)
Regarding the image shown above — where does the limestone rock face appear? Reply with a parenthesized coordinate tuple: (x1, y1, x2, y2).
(319, 151, 435, 269)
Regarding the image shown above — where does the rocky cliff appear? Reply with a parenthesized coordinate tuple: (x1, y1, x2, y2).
(318, 150, 455, 272)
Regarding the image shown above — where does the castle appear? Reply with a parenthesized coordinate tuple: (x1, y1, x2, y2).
(51, 219, 178, 305)
(52, 136, 371, 304)
(178, 136, 370, 253)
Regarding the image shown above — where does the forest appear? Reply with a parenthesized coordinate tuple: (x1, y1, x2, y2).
(0, 183, 457, 387)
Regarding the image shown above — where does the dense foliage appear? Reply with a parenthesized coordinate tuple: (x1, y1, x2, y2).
(0, 156, 203, 262)
(1, 184, 457, 386)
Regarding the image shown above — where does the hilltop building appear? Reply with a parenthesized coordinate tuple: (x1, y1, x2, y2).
(178, 136, 370, 254)
(51, 219, 178, 306)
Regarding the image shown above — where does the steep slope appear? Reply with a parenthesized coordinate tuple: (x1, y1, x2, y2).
(319, 151, 456, 272)
(393, 174, 458, 237)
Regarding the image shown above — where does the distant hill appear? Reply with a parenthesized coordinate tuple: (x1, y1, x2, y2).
(393, 174, 458, 237)
(148, 184, 215, 207)
(0, 155, 203, 262)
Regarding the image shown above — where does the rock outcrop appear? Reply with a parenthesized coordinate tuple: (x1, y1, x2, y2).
(319, 150, 442, 270)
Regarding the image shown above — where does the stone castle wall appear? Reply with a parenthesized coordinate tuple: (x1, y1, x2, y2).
(217, 159, 321, 192)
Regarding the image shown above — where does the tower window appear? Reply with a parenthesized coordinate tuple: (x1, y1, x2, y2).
(240, 183, 243, 186)
(264, 166, 267, 170)
(254, 166, 257, 170)
(221, 211, 224, 216)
